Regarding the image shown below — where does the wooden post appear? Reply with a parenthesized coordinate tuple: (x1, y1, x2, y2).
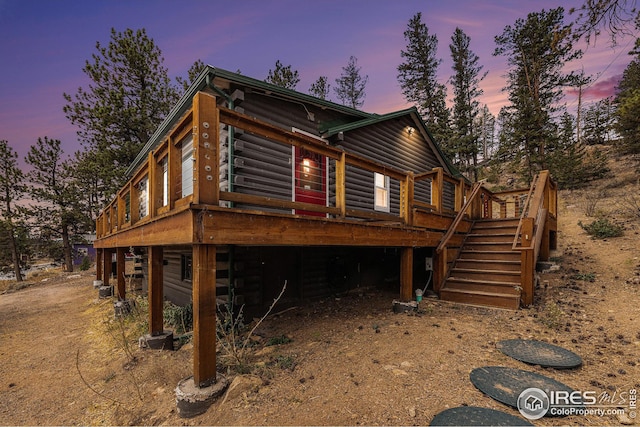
(400, 247, 413, 302)
(96, 248, 103, 281)
(521, 249, 534, 306)
(130, 181, 140, 224)
(102, 249, 112, 287)
(400, 172, 414, 225)
(433, 247, 446, 293)
(193, 92, 220, 206)
(148, 246, 164, 335)
(116, 247, 126, 300)
(520, 218, 534, 306)
(454, 178, 465, 213)
(335, 152, 346, 218)
(193, 244, 217, 387)
(432, 167, 443, 213)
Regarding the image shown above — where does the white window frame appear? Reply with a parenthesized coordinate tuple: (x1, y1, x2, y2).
(160, 156, 168, 206)
(374, 172, 390, 212)
(181, 135, 194, 198)
(138, 176, 149, 218)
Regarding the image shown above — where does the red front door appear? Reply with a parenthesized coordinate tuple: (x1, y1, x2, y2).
(294, 146, 326, 216)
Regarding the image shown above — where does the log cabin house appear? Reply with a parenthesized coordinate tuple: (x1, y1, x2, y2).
(93, 66, 557, 388)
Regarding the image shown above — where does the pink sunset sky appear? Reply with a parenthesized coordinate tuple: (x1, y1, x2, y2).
(0, 0, 636, 167)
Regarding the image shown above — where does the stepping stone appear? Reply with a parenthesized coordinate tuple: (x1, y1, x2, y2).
(430, 406, 533, 426)
(497, 339, 582, 369)
(470, 366, 575, 416)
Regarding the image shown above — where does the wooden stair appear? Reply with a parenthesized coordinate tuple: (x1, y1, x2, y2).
(440, 218, 522, 310)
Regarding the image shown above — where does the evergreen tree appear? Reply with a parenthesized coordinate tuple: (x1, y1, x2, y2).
(548, 112, 610, 189)
(334, 56, 368, 109)
(494, 7, 582, 183)
(477, 105, 496, 160)
(63, 28, 179, 199)
(0, 140, 26, 281)
(448, 27, 487, 181)
(614, 53, 640, 154)
(176, 59, 207, 92)
(265, 60, 300, 89)
(582, 98, 615, 145)
(397, 12, 451, 148)
(309, 76, 331, 100)
(569, 0, 639, 45)
(25, 137, 88, 272)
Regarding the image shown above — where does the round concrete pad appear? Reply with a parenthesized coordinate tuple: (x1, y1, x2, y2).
(430, 406, 533, 426)
(470, 366, 574, 410)
(497, 339, 582, 369)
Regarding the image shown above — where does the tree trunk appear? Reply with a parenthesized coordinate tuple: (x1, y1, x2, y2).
(62, 224, 74, 273)
(7, 221, 23, 282)
(4, 197, 23, 282)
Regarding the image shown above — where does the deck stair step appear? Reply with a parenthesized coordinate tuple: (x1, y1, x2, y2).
(439, 217, 523, 310)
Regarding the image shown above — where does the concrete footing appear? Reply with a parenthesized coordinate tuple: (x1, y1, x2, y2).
(139, 330, 174, 350)
(175, 374, 229, 418)
(98, 285, 113, 298)
(114, 299, 133, 317)
(392, 299, 418, 313)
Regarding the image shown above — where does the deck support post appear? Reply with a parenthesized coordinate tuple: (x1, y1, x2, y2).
(192, 244, 218, 387)
(116, 247, 126, 300)
(96, 248, 103, 281)
(400, 247, 413, 301)
(102, 249, 113, 287)
(148, 246, 164, 335)
(433, 247, 446, 293)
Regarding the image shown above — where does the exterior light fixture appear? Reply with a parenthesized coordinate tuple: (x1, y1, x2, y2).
(406, 126, 415, 135)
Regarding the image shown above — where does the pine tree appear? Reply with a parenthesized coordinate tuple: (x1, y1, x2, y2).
(266, 60, 300, 89)
(397, 12, 450, 148)
(334, 56, 368, 109)
(615, 53, 640, 154)
(0, 140, 26, 281)
(449, 27, 487, 181)
(25, 137, 89, 272)
(494, 7, 582, 183)
(582, 98, 615, 145)
(176, 59, 207, 92)
(309, 76, 331, 100)
(63, 28, 179, 200)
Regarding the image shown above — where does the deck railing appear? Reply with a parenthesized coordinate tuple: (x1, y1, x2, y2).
(96, 92, 472, 239)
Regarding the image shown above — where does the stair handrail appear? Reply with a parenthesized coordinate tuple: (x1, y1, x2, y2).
(436, 181, 483, 254)
(512, 173, 540, 250)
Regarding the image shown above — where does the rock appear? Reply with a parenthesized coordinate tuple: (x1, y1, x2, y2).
(408, 407, 416, 417)
(220, 375, 263, 406)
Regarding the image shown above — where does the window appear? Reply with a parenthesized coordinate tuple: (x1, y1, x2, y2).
(138, 176, 149, 218)
(160, 156, 168, 206)
(181, 135, 194, 198)
(374, 172, 390, 212)
(181, 254, 192, 281)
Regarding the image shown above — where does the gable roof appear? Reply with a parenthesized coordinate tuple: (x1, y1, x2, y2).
(322, 107, 463, 179)
(126, 65, 460, 179)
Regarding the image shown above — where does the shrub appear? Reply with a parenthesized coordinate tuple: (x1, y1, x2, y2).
(578, 218, 624, 239)
(163, 302, 193, 334)
(79, 256, 91, 271)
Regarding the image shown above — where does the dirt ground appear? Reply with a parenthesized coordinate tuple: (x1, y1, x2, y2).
(1, 156, 639, 426)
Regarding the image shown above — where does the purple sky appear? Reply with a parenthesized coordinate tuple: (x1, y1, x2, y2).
(0, 0, 635, 167)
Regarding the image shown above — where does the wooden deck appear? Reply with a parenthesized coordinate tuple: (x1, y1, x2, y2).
(92, 90, 558, 389)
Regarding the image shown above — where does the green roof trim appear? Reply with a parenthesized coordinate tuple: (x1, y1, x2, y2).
(126, 65, 373, 176)
(323, 107, 465, 180)
(126, 64, 464, 182)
